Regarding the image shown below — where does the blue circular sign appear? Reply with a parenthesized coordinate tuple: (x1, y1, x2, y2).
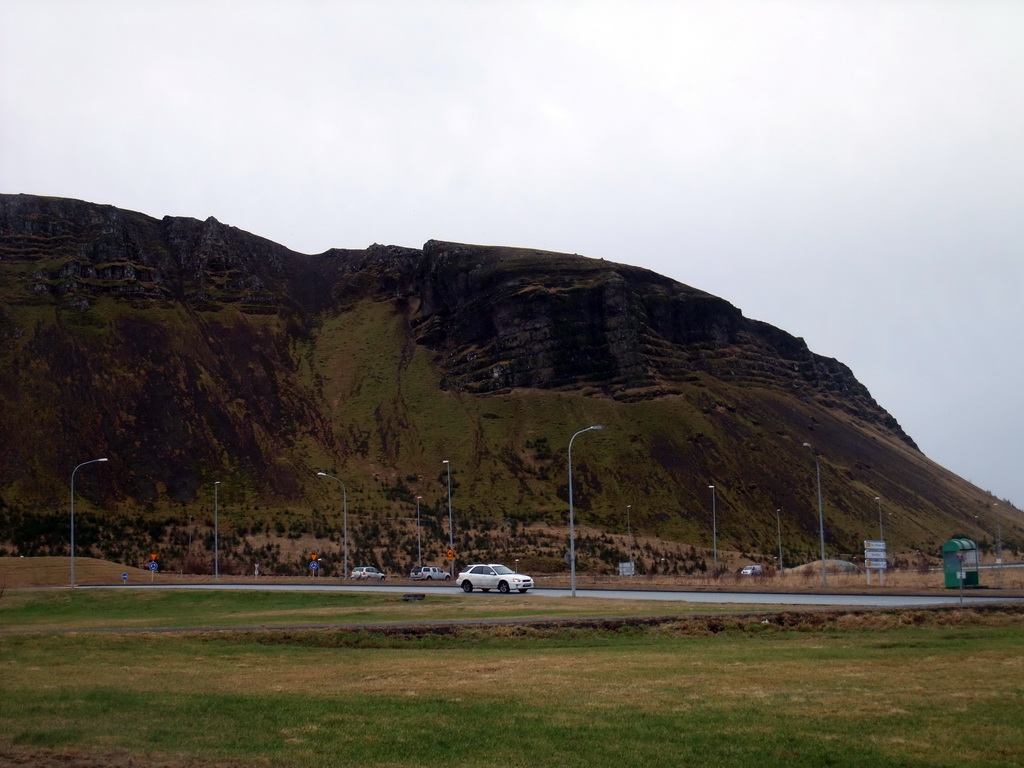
(309, 560, 319, 570)
(149, 561, 158, 571)
(121, 572, 128, 582)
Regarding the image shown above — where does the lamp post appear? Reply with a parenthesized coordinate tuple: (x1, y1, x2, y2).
(776, 508, 784, 575)
(443, 460, 453, 577)
(416, 495, 423, 567)
(70, 457, 108, 587)
(802, 442, 827, 587)
(708, 485, 718, 575)
(568, 425, 602, 597)
(316, 472, 348, 578)
(214, 481, 221, 582)
(993, 502, 1003, 586)
(875, 496, 883, 541)
(626, 504, 634, 577)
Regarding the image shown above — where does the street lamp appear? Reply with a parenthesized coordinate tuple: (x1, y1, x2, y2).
(568, 425, 602, 597)
(316, 472, 348, 578)
(214, 481, 221, 582)
(416, 495, 423, 567)
(70, 457, 108, 587)
(443, 460, 454, 576)
(708, 485, 718, 574)
(991, 503, 1004, 586)
(776, 508, 784, 575)
(802, 442, 827, 587)
(626, 504, 634, 577)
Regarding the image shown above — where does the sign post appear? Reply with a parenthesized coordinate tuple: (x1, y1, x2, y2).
(863, 540, 887, 585)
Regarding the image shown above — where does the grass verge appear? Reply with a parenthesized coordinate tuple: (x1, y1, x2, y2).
(0, 591, 1022, 767)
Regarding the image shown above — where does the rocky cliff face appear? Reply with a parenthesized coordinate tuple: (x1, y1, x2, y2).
(4, 194, 903, 439)
(3, 193, 1003, 570)
(408, 239, 908, 444)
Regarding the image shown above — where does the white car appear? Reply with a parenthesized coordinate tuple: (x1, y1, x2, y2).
(740, 565, 764, 576)
(457, 563, 533, 593)
(350, 566, 385, 580)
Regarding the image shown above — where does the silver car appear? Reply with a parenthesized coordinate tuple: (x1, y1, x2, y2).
(457, 563, 533, 593)
(350, 566, 385, 580)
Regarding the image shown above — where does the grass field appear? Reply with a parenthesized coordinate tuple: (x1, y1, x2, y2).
(2, 587, 1023, 767)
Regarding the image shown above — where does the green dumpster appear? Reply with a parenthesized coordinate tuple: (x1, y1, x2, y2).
(942, 538, 979, 588)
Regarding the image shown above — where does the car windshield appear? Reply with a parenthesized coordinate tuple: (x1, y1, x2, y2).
(492, 565, 515, 575)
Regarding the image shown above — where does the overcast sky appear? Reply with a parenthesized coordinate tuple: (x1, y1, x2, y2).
(2, 1, 1021, 513)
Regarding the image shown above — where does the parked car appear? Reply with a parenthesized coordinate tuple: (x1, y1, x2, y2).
(740, 564, 764, 576)
(457, 563, 533, 593)
(350, 566, 385, 580)
(410, 565, 451, 581)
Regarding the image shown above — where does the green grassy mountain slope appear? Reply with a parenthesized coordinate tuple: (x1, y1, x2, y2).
(0, 193, 1017, 574)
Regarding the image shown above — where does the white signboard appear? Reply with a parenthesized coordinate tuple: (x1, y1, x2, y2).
(865, 559, 888, 569)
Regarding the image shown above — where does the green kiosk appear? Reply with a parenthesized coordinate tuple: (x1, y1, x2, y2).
(942, 538, 979, 588)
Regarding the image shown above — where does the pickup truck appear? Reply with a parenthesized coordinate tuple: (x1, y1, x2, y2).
(410, 566, 451, 580)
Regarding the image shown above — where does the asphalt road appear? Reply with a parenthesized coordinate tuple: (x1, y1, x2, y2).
(131, 582, 1023, 608)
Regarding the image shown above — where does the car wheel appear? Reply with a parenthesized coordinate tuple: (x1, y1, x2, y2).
(461, 581, 473, 593)
(444, 574, 451, 580)
(518, 588, 528, 593)
(426, 575, 432, 580)
(498, 581, 510, 594)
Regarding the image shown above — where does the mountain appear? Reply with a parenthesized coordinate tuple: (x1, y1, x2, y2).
(0, 193, 1017, 574)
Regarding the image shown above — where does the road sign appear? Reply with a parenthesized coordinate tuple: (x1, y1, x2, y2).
(148, 561, 158, 572)
(864, 540, 886, 572)
(121, 572, 128, 583)
(309, 560, 319, 570)
(446, 548, 456, 561)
